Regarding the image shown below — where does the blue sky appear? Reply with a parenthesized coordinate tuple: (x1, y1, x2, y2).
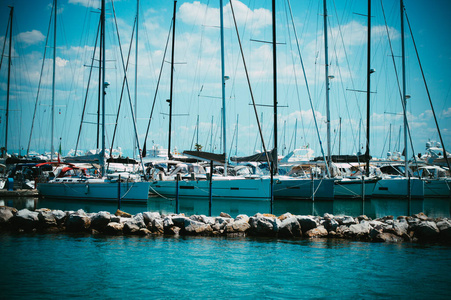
(0, 0, 450, 160)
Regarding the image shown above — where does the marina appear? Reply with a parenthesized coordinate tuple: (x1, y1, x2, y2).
(1, 0, 451, 298)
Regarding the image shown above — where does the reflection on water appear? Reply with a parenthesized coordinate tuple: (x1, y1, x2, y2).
(1, 195, 450, 219)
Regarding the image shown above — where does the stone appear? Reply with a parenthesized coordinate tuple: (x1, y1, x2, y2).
(65, 210, 91, 232)
(190, 215, 215, 226)
(115, 209, 132, 218)
(296, 216, 317, 233)
(124, 222, 141, 235)
(226, 219, 250, 233)
(304, 226, 328, 238)
(436, 219, 451, 242)
(52, 210, 67, 226)
(347, 220, 372, 239)
(248, 214, 279, 236)
(414, 212, 429, 221)
(278, 217, 302, 238)
(212, 217, 230, 232)
(371, 230, 405, 243)
(392, 219, 409, 236)
(414, 221, 440, 241)
(10, 209, 39, 231)
(90, 211, 111, 230)
(324, 218, 339, 232)
(278, 213, 294, 221)
(184, 219, 212, 235)
(143, 212, 161, 225)
(151, 218, 164, 234)
(220, 212, 231, 218)
(104, 222, 124, 235)
(165, 226, 181, 236)
(137, 228, 153, 236)
(171, 215, 189, 228)
(38, 210, 58, 228)
(0, 206, 17, 224)
(234, 215, 249, 223)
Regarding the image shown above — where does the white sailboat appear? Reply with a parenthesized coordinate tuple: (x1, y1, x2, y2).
(37, 0, 150, 201)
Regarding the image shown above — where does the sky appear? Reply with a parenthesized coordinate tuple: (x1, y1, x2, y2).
(0, 0, 450, 161)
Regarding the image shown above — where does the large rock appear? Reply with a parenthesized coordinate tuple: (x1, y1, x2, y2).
(65, 210, 91, 232)
(323, 218, 339, 232)
(336, 215, 357, 226)
(151, 218, 164, 234)
(347, 220, 372, 239)
(296, 216, 317, 234)
(124, 222, 141, 235)
(414, 221, 440, 241)
(0, 206, 17, 224)
(304, 225, 328, 238)
(190, 215, 215, 226)
(212, 217, 231, 232)
(104, 222, 124, 235)
(226, 219, 250, 234)
(278, 217, 302, 238)
(38, 210, 58, 228)
(184, 219, 212, 235)
(10, 209, 39, 231)
(248, 214, 279, 236)
(90, 211, 111, 230)
(143, 212, 161, 226)
(437, 219, 451, 242)
(370, 229, 405, 243)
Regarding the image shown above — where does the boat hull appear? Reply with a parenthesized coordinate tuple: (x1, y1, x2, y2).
(423, 179, 451, 198)
(37, 180, 151, 201)
(372, 177, 424, 198)
(334, 178, 379, 198)
(149, 177, 271, 200)
(273, 177, 335, 200)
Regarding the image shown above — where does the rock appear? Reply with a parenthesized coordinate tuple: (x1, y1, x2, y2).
(323, 213, 334, 220)
(65, 210, 91, 232)
(347, 220, 371, 239)
(437, 219, 451, 242)
(235, 215, 249, 223)
(278, 213, 294, 221)
(165, 226, 181, 236)
(371, 230, 405, 243)
(151, 218, 164, 234)
(357, 215, 370, 222)
(52, 210, 67, 226)
(184, 219, 212, 235)
(414, 221, 440, 241)
(10, 209, 39, 231)
(278, 217, 302, 238)
(124, 222, 141, 235)
(324, 218, 339, 232)
(143, 212, 161, 226)
(190, 215, 215, 226)
(226, 219, 250, 233)
(296, 216, 317, 233)
(369, 220, 390, 231)
(38, 210, 58, 228)
(104, 222, 124, 235)
(220, 212, 231, 218)
(115, 209, 132, 218)
(90, 211, 111, 230)
(304, 225, 328, 238)
(392, 219, 409, 236)
(337, 215, 357, 226)
(248, 214, 279, 236)
(0, 206, 17, 224)
(414, 212, 429, 221)
(171, 215, 188, 228)
(212, 217, 230, 232)
(137, 228, 153, 236)
(163, 216, 174, 228)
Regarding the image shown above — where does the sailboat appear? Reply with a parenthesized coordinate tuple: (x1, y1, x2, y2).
(37, 0, 150, 201)
(148, 0, 271, 201)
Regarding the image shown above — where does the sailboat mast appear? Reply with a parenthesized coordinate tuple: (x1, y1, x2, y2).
(167, 0, 177, 161)
(51, 0, 57, 161)
(323, 0, 331, 171)
(365, 0, 371, 176)
(400, 0, 408, 177)
(272, 0, 278, 174)
(134, 0, 139, 160)
(4, 6, 13, 156)
(100, 0, 106, 176)
(220, 0, 227, 175)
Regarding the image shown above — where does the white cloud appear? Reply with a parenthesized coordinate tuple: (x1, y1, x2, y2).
(16, 30, 45, 45)
(68, 0, 100, 9)
(56, 57, 68, 67)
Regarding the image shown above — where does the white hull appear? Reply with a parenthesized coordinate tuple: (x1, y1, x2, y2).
(37, 179, 151, 201)
(334, 178, 379, 198)
(149, 177, 271, 200)
(273, 177, 335, 200)
(372, 177, 424, 198)
(423, 179, 451, 198)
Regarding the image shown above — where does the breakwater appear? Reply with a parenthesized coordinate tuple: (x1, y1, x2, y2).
(1, 206, 450, 244)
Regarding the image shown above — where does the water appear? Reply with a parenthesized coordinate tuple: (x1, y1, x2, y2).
(1, 196, 450, 219)
(0, 233, 450, 299)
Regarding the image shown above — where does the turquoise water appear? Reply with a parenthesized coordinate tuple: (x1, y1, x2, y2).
(1, 233, 450, 299)
(1, 196, 450, 219)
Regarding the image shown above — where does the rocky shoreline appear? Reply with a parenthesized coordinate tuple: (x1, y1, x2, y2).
(1, 206, 450, 244)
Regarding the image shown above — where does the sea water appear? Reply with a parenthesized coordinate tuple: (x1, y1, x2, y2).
(1, 233, 450, 299)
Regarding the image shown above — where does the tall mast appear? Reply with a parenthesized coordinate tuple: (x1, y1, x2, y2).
(51, 0, 57, 161)
(100, 0, 106, 176)
(134, 0, 139, 160)
(4, 6, 13, 156)
(167, 0, 177, 161)
(220, 0, 227, 175)
(323, 0, 331, 172)
(365, 0, 371, 176)
(400, 0, 408, 177)
(272, 0, 278, 174)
